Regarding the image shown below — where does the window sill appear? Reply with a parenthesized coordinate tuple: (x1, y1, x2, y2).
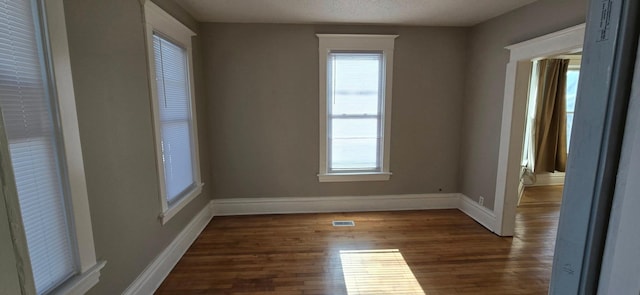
(318, 172, 392, 182)
(53, 261, 106, 295)
(160, 183, 204, 225)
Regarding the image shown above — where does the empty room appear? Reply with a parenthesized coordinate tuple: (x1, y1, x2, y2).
(1, 0, 639, 294)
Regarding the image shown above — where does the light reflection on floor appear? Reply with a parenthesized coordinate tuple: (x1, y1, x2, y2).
(339, 249, 425, 295)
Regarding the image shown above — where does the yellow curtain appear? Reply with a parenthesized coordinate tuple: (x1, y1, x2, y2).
(534, 59, 569, 173)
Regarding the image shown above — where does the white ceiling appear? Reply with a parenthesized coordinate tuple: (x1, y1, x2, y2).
(176, 0, 538, 27)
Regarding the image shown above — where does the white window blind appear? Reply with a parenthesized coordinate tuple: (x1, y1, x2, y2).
(327, 52, 383, 172)
(152, 33, 196, 204)
(0, 0, 76, 293)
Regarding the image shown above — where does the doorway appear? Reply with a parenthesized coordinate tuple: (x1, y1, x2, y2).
(518, 53, 581, 206)
(492, 24, 585, 236)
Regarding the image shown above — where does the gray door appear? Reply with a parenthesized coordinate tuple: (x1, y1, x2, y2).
(550, 0, 640, 293)
(596, 32, 640, 295)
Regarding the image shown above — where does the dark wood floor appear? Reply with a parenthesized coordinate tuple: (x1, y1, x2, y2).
(157, 187, 562, 294)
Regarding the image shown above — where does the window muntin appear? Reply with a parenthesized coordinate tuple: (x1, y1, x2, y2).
(327, 52, 384, 172)
(0, 0, 77, 293)
(152, 33, 197, 204)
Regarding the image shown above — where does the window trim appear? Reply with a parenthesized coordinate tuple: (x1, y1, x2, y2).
(0, 0, 105, 293)
(144, 2, 203, 225)
(317, 34, 397, 182)
(45, 0, 105, 287)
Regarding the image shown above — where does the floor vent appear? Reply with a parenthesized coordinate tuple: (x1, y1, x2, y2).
(332, 220, 355, 227)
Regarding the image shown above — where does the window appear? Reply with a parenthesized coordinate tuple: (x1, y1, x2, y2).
(0, 0, 103, 294)
(522, 56, 581, 172)
(317, 34, 397, 182)
(145, 2, 202, 224)
(521, 60, 540, 169)
(565, 68, 580, 150)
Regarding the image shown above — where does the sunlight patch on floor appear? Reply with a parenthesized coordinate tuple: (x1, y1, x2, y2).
(339, 249, 425, 295)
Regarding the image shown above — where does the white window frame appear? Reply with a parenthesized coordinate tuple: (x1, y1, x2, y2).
(0, 0, 105, 293)
(144, 2, 203, 224)
(317, 34, 397, 182)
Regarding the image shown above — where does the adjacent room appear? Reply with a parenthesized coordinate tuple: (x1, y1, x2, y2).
(6, 0, 639, 294)
(516, 51, 582, 252)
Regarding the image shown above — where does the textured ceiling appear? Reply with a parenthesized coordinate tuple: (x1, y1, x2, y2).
(175, 0, 538, 27)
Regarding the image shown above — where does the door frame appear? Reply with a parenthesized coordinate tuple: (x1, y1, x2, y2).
(493, 24, 585, 236)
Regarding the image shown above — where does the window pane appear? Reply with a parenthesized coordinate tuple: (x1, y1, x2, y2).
(566, 70, 579, 112)
(566, 69, 579, 150)
(331, 118, 380, 170)
(0, 0, 76, 293)
(161, 121, 194, 203)
(327, 52, 383, 172)
(567, 113, 574, 150)
(329, 53, 381, 115)
(153, 35, 190, 122)
(331, 118, 379, 139)
(331, 138, 379, 170)
(153, 33, 196, 202)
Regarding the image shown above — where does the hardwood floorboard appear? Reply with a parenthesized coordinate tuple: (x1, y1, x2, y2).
(156, 188, 561, 294)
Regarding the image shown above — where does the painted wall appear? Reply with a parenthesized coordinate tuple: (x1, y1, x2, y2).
(62, 0, 210, 293)
(0, 189, 20, 294)
(202, 23, 467, 198)
(459, 0, 587, 209)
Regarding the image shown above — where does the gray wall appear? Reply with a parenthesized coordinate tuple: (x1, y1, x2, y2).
(0, 189, 20, 294)
(62, 0, 210, 293)
(202, 23, 467, 198)
(459, 0, 587, 209)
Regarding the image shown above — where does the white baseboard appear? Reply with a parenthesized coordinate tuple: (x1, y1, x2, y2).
(458, 194, 497, 233)
(518, 180, 525, 206)
(212, 194, 497, 233)
(527, 172, 565, 187)
(211, 193, 460, 216)
(123, 201, 214, 295)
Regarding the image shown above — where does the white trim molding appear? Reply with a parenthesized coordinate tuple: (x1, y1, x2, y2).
(45, 0, 101, 275)
(211, 193, 496, 232)
(518, 180, 525, 206)
(123, 201, 214, 295)
(527, 172, 566, 187)
(212, 193, 459, 216)
(54, 261, 106, 295)
(318, 172, 392, 182)
(211, 194, 497, 234)
(159, 183, 204, 225)
(506, 24, 585, 61)
(458, 194, 498, 233)
(495, 23, 585, 236)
